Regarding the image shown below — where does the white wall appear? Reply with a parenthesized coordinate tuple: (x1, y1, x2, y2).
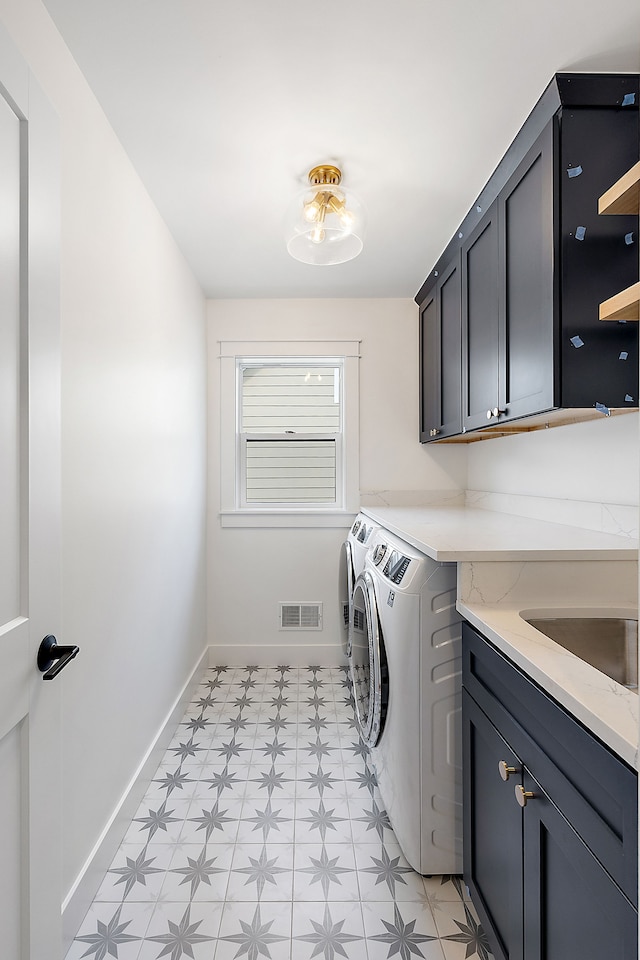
(466, 413, 639, 535)
(207, 298, 467, 659)
(0, 0, 208, 903)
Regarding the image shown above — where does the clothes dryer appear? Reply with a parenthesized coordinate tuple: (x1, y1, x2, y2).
(338, 513, 380, 655)
(349, 528, 462, 874)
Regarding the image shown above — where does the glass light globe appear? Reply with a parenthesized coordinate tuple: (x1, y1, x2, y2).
(285, 179, 365, 266)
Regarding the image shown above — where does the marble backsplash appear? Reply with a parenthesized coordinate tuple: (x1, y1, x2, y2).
(465, 489, 639, 540)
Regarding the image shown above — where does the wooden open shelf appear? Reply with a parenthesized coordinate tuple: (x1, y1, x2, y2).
(599, 281, 640, 321)
(598, 162, 639, 321)
(598, 161, 640, 215)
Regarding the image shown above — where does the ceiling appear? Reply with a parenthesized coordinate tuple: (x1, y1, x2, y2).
(43, 0, 640, 300)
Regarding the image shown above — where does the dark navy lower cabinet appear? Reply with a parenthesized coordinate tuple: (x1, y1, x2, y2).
(462, 622, 638, 960)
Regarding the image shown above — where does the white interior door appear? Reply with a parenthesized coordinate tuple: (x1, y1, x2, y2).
(0, 26, 63, 960)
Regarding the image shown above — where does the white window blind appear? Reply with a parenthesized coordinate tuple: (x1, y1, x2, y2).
(240, 361, 342, 507)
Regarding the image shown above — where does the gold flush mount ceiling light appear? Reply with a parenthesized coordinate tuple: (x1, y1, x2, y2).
(285, 164, 365, 265)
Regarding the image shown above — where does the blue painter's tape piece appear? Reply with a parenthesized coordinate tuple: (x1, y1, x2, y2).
(625, 395, 634, 403)
(625, 232, 635, 245)
(567, 165, 583, 178)
(595, 402, 611, 416)
(619, 351, 629, 360)
(575, 226, 586, 241)
(570, 335, 584, 348)
(621, 93, 636, 106)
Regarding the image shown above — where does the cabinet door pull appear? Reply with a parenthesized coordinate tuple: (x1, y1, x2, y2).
(486, 409, 494, 420)
(498, 760, 518, 781)
(515, 784, 535, 807)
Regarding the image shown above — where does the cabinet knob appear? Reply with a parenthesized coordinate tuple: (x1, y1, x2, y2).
(492, 407, 506, 418)
(498, 760, 518, 781)
(515, 784, 535, 807)
(429, 428, 441, 437)
(486, 409, 494, 421)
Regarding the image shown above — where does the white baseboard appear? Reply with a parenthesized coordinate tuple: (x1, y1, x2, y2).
(208, 643, 349, 668)
(61, 645, 209, 951)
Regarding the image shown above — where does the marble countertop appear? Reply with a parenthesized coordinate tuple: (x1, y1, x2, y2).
(360, 505, 639, 561)
(359, 503, 638, 767)
(459, 599, 639, 769)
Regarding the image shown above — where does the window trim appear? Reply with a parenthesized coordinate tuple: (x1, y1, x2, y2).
(219, 340, 360, 528)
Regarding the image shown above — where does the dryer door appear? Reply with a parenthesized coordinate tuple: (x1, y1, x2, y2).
(350, 572, 387, 748)
(339, 539, 356, 655)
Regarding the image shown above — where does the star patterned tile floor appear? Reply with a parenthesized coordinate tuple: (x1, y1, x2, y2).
(66, 665, 494, 960)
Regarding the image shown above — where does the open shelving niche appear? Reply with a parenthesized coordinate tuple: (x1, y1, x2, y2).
(598, 160, 640, 322)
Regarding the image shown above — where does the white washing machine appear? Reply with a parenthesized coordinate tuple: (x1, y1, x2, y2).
(349, 527, 462, 875)
(338, 513, 380, 654)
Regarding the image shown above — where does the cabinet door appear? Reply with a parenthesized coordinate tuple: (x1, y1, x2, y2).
(461, 201, 500, 431)
(498, 126, 556, 421)
(463, 690, 523, 960)
(522, 770, 638, 960)
(419, 255, 462, 441)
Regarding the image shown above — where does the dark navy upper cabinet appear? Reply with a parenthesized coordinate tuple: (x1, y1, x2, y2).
(419, 249, 462, 441)
(417, 73, 639, 443)
(462, 622, 638, 960)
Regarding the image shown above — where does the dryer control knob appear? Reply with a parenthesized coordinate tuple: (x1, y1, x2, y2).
(372, 544, 387, 565)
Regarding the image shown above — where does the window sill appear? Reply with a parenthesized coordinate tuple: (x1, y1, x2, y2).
(219, 510, 356, 529)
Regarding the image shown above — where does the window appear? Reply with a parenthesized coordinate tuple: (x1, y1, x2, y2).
(219, 340, 360, 527)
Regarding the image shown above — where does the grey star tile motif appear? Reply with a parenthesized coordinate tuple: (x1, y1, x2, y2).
(231, 844, 291, 899)
(74, 905, 141, 960)
(194, 694, 219, 710)
(347, 765, 378, 797)
(167, 739, 207, 764)
(201, 765, 244, 797)
(153, 769, 196, 797)
(297, 799, 349, 842)
(249, 763, 294, 797)
(203, 676, 224, 690)
(232, 693, 255, 710)
(303, 737, 339, 762)
(170, 846, 227, 899)
(299, 764, 342, 797)
(305, 714, 330, 734)
(145, 904, 215, 960)
(181, 716, 214, 734)
(306, 677, 326, 691)
(214, 738, 251, 762)
(264, 714, 291, 734)
(343, 739, 370, 763)
(272, 676, 291, 691)
(360, 846, 415, 897)
(219, 903, 289, 960)
(369, 903, 439, 960)
(224, 713, 253, 734)
(296, 846, 356, 899)
(133, 800, 181, 842)
(440, 903, 493, 960)
(353, 799, 392, 842)
(108, 849, 165, 900)
(242, 799, 293, 842)
(238, 676, 259, 690)
(187, 801, 236, 842)
(257, 737, 294, 763)
(294, 903, 363, 960)
(269, 693, 290, 710)
(305, 694, 328, 710)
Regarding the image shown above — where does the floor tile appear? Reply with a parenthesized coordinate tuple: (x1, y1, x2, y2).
(65, 665, 486, 960)
(293, 842, 360, 901)
(292, 900, 368, 960)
